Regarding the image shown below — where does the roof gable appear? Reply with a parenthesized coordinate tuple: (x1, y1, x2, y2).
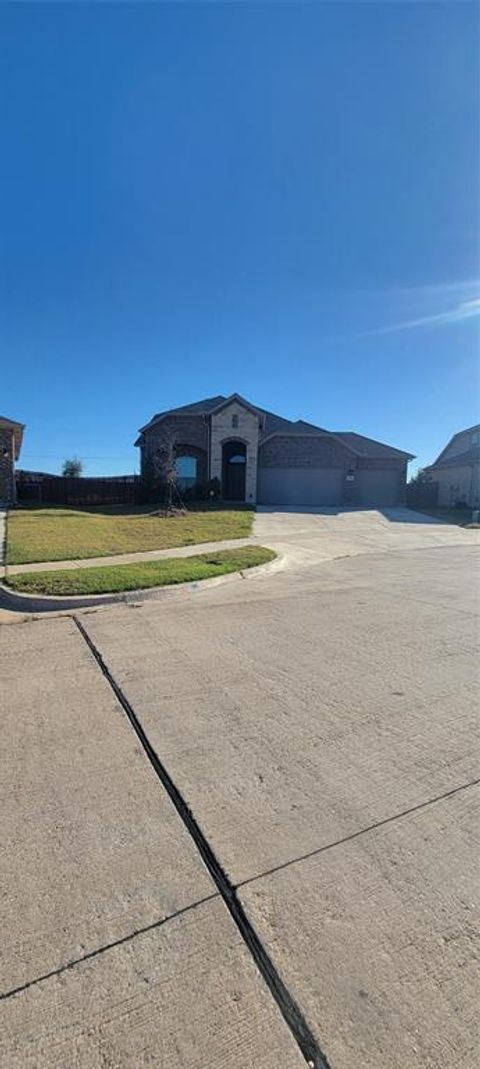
(209, 393, 262, 418)
(425, 445, 480, 470)
(432, 424, 480, 465)
(0, 415, 25, 460)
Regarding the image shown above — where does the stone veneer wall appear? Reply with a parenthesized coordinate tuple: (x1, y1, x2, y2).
(0, 428, 15, 503)
(210, 402, 260, 502)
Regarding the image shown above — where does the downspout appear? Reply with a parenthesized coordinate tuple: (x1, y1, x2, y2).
(205, 414, 211, 480)
(11, 430, 16, 505)
(469, 462, 475, 507)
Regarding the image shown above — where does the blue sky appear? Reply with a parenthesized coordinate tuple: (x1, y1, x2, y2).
(1, 1, 478, 476)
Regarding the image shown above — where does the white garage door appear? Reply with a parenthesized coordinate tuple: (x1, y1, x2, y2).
(355, 469, 400, 506)
(257, 468, 343, 506)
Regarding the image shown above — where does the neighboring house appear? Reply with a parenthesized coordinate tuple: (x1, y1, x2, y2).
(0, 415, 25, 505)
(423, 424, 480, 507)
(135, 394, 414, 507)
(16, 469, 59, 483)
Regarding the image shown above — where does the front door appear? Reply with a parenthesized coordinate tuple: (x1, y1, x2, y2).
(222, 441, 247, 501)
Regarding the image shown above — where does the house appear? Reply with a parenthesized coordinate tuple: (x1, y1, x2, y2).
(135, 394, 414, 507)
(423, 424, 480, 508)
(0, 415, 25, 505)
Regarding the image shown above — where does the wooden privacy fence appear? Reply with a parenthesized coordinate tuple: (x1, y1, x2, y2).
(406, 480, 439, 509)
(17, 476, 139, 506)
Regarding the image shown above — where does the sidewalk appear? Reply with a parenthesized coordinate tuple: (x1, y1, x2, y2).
(3, 536, 256, 576)
(1, 617, 302, 1068)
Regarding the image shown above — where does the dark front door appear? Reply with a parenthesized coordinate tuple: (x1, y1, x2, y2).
(222, 441, 247, 501)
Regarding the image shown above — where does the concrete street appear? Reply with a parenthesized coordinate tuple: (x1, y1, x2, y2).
(1, 508, 479, 1067)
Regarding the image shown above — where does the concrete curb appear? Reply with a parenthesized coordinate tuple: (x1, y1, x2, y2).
(0, 554, 282, 617)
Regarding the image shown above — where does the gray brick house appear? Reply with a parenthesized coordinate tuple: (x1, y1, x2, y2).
(135, 394, 414, 507)
(0, 415, 25, 505)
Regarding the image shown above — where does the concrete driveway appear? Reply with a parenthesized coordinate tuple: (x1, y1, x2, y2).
(254, 504, 480, 567)
(1, 508, 479, 1067)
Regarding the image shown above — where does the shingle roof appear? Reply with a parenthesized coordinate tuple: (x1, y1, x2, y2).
(136, 395, 413, 459)
(425, 446, 480, 470)
(431, 424, 480, 465)
(0, 414, 25, 427)
(449, 423, 480, 438)
(332, 432, 414, 459)
(139, 396, 227, 433)
(0, 414, 25, 459)
(260, 411, 327, 439)
(294, 419, 328, 434)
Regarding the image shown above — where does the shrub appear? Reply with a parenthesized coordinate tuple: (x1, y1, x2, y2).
(137, 455, 164, 503)
(181, 478, 222, 503)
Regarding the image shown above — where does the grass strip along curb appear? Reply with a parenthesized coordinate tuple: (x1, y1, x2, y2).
(5, 546, 276, 597)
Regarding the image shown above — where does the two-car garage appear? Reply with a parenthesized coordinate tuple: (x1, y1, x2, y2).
(257, 465, 403, 507)
(256, 431, 410, 507)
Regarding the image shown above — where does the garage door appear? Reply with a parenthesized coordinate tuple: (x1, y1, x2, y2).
(355, 469, 400, 507)
(257, 468, 343, 506)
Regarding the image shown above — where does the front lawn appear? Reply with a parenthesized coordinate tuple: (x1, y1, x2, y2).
(4, 546, 276, 596)
(7, 505, 254, 565)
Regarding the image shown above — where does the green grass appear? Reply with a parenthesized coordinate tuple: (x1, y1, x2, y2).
(409, 506, 476, 527)
(5, 546, 276, 597)
(7, 505, 254, 565)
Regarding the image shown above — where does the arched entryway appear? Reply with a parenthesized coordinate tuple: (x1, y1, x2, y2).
(222, 440, 247, 501)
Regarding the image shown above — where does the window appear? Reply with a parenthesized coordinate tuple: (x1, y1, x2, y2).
(471, 431, 479, 445)
(175, 455, 197, 489)
(232, 414, 238, 428)
(228, 454, 246, 464)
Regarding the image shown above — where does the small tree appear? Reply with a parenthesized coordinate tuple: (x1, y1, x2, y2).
(152, 430, 186, 515)
(138, 453, 159, 503)
(408, 468, 431, 486)
(144, 427, 187, 515)
(62, 457, 83, 478)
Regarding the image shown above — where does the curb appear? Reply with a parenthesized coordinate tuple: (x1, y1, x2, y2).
(0, 554, 282, 617)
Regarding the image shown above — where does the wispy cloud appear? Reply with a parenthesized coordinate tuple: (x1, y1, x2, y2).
(322, 281, 480, 344)
(361, 296, 480, 337)
(380, 279, 480, 300)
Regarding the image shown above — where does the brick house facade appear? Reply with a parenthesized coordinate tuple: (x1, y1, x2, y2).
(135, 394, 413, 507)
(0, 416, 25, 504)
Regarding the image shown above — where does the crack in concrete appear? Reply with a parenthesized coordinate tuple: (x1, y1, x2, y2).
(73, 615, 331, 1069)
(237, 777, 480, 890)
(0, 894, 218, 1002)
